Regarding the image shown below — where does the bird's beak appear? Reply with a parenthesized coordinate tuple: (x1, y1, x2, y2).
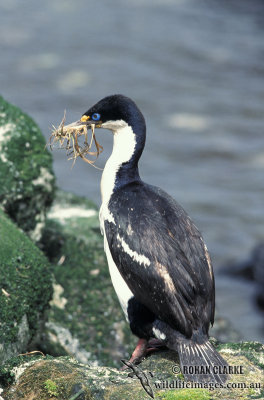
(62, 115, 102, 131)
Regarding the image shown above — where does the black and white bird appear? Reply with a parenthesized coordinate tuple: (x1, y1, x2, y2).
(64, 94, 228, 383)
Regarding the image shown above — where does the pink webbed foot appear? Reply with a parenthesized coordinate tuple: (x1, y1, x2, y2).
(121, 338, 167, 370)
(121, 338, 148, 370)
(146, 338, 167, 354)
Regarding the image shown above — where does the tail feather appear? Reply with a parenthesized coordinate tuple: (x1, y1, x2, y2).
(152, 320, 229, 383)
(177, 339, 229, 383)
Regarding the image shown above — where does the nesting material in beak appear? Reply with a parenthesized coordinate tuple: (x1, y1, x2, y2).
(49, 111, 103, 168)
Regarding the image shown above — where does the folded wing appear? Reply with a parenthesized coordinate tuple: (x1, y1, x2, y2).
(104, 182, 215, 338)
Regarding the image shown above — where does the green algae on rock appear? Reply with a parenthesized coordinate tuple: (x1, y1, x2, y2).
(2, 355, 141, 400)
(217, 341, 264, 370)
(44, 378, 59, 397)
(0, 96, 55, 241)
(40, 190, 136, 367)
(0, 209, 53, 365)
(2, 342, 264, 400)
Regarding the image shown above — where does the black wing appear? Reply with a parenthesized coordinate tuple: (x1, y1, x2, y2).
(104, 181, 215, 338)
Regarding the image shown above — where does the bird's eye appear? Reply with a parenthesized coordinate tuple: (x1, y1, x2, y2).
(91, 113, 101, 121)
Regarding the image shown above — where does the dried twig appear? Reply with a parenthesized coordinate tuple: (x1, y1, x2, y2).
(1, 288, 10, 297)
(49, 112, 103, 168)
(19, 350, 45, 357)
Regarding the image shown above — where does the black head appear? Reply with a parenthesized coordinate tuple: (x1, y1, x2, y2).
(62, 94, 146, 135)
(80, 94, 146, 134)
(61, 94, 146, 167)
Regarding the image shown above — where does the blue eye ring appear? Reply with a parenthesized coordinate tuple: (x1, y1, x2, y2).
(91, 113, 101, 121)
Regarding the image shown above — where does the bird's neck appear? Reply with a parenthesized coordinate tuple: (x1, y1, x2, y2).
(100, 124, 145, 205)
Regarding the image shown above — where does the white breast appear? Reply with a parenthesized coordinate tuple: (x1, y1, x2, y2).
(99, 122, 137, 320)
(103, 234, 133, 321)
(100, 122, 136, 205)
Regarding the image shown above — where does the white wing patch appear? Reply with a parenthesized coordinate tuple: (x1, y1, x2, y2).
(153, 327, 166, 340)
(117, 234, 151, 267)
(203, 242, 213, 280)
(155, 262, 175, 293)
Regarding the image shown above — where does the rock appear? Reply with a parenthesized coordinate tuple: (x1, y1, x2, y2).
(222, 242, 264, 312)
(0, 96, 55, 241)
(39, 190, 136, 367)
(1, 342, 263, 400)
(210, 313, 241, 343)
(0, 209, 53, 365)
(251, 243, 264, 310)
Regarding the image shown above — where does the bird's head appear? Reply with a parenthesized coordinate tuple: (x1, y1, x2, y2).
(52, 95, 147, 169)
(63, 94, 146, 136)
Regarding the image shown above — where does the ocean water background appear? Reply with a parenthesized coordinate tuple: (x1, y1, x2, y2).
(1, 0, 263, 341)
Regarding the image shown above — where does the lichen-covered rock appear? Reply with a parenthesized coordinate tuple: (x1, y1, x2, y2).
(0, 209, 53, 365)
(39, 190, 136, 367)
(0, 96, 55, 241)
(210, 314, 241, 343)
(2, 342, 263, 400)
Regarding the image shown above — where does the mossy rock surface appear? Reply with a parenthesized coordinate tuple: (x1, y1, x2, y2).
(0, 96, 55, 240)
(0, 209, 53, 365)
(40, 190, 136, 367)
(2, 342, 264, 400)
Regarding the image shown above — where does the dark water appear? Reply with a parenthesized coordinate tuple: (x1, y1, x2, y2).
(1, 0, 263, 341)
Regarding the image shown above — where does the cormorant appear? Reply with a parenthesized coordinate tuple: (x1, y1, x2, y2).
(64, 94, 229, 383)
